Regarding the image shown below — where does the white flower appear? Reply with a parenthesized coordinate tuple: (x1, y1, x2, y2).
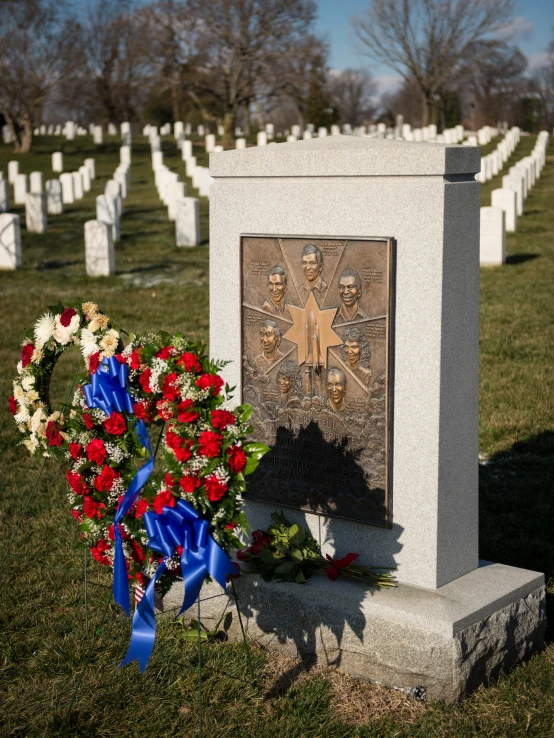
(24, 390, 39, 404)
(29, 407, 46, 433)
(52, 313, 80, 345)
(82, 302, 98, 319)
(31, 348, 43, 363)
(23, 436, 39, 454)
(99, 329, 119, 358)
(13, 384, 25, 403)
(21, 376, 35, 391)
(88, 314, 109, 333)
(34, 313, 56, 349)
(14, 407, 30, 424)
(80, 328, 98, 357)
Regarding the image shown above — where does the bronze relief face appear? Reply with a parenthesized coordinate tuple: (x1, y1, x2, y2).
(241, 235, 394, 527)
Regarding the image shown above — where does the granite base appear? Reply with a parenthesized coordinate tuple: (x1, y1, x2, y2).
(163, 561, 545, 702)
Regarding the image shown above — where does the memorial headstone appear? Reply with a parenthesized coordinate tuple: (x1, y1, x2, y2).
(168, 136, 547, 702)
(52, 152, 63, 173)
(96, 194, 120, 242)
(491, 188, 517, 232)
(14, 174, 29, 205)
(236, 138, 246, 150)
(257, 131, 268, 146)
(168, 182, 187, 221)
(72, 171, 84, 200)
(8, 161, 19, 185)
(0, 180, 9, 213)
(79, 166, 91, 193)
(175, 197, 200, 246)
(46, 180, 64, 215)
(30, 172, 43, 194)
(85, 220, 115, 276)
(480, 206, 506, 265)
(85, 158, 96, 180)
(205, 134, 216, 153)
(182, 140, 193, 160)
(59, 173, 74, 204)
(25, 193, 47, 233)
(0, 213, 21, 269)
(93, 125, 103, 144)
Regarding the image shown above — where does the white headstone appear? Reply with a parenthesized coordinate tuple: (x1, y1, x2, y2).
(197, 124, 205, 136)
(317, 127, 328, 138)
(114, 169, 128, 198)
(46, 180, 63, 215)
(491, 188, 517, 232)
(59, 173, 74, 204)
(174, 121, 184, 139)
(25, 193, 47, 233)
(302, 130, 312, 140)
(65, 121, 76, 140)
(331, 125, 340, 136)
(265, 123, 274, 139)
(30, 171, 43, 194)
(93, 126, 103, 144)
(213, 145, 224, 153)
(480, 206, 506, 265)
(120, 145, 131, 164)
(168, 182, 187, 221)
(0, 180, 9, 213)
(85, 158, 96, 179)
(96, 194, 120, 241)
(205, 134, 216, 153)
(52, 152, 63, 173)
(257, 131, 267, 146)
(0, 213, 21, 269)
(286, 135, 297, 143)
(8, 161, 19, 185)
(501, 175, 524, 216)
(185, 156, 197, 176)
(14, 174, 29, 205)
(291, 125, 301, 137)
(181, 141, 193, 161)
(176, 197, 200, 246)
(152, 151, 164, 170)
(79, 165, 91, 193)
(72, 171, 84, 200)
(235, 138, 246, 150)
(85, 220, 115, 276)
(105, 180, 123, 214)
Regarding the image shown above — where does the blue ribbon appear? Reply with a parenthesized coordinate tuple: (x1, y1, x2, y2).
(120, 499, 237, 672)
(84, 357, 154, 615)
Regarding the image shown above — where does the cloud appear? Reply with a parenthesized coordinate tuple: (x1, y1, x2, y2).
(527, 51, 550, 70)
(373, 74, 402, 97)
(494, 15, 534, 41)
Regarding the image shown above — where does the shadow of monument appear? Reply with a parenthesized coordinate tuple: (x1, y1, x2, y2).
(505, 253, 539, 265)
(479, 431, 554, 640)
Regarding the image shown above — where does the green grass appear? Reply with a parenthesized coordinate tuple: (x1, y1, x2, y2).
(0, 134, 554, 737)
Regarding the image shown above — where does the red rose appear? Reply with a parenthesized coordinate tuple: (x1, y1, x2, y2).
(198, 430, 223, 458)
(130, 349, 142, 370)
(196, 373, 224, 396)
(46, 421, 64, 447)
(236, 549, 251, 562)
(103, 411, 126, 435)
(86, 438, 106, 465)
(66, 470, 88, 495)
(162, 372, 180, 401)
(91, 538, 111, 565)
(94, 464, 119, 492)
(139, 368, 152, 393)
(69, 442, 83, 461)
(60, 307, 77, 327)
(179, 475, 201, 494)
(153, 490, 176, 515)
(83, 495, 106, 520)
(21, 344, 34, 368)
(134, 499, 150, 519)
(225, 522, 237, 530)
(131, 539, 146, 563)
(156, 400, 174, 420)
(83, 413, 94, 430)
(166, 428, 194, 463)
(227, 446, 247, 474)
(177, 352, 201, 373)
(204, 475, 228, 502)
(115, 353, 127, 364)
(70, 509, 83, 522)
(211, 410, 236, 430)
(157, 346, 175, 359)
(177, 399, 199, 424)
(164, 472, 176, 488)
(88, 352, 101, 374)
(9, 396, 17, 415)
(133, 401, 146, 419)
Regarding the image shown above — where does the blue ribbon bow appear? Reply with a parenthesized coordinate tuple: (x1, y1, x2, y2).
(84, 357, 154, 616)
(120, 499, 237, 672)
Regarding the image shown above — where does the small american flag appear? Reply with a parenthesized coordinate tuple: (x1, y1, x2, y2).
(135, 584, 146, 603)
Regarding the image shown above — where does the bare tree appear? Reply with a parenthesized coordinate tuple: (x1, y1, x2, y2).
(0, 0, 82, 151)
(530, 38, 554, 131)
(351, 0, 514, 126)
(330, 69, 377, 126)
(188, 0, 317, 145)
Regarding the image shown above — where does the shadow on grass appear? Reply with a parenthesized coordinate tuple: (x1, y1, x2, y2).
(479, 431, 554, 639)
(506, 253, 539, 265)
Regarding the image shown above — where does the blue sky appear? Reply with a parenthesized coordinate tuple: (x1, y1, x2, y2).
(316, 0, 554, 95)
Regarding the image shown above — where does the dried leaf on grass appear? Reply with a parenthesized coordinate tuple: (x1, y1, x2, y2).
(260, 650, 427, 725)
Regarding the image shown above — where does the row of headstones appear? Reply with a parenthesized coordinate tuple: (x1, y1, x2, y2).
(480, 131, 549, 265)
(474, 127, 520, 183)
(0, 159, 97, 268)
(0, 159, 96, 239)
(1, 121, 132, 145)
(85, 148, 132, 276)
(147, 131, 201, 247)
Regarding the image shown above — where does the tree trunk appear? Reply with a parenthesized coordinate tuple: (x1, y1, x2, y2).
(222, 110, 235, 148)
(421, 92, 430, 127)
(171, 82, 180, 123)
(254, 98, 265, 131)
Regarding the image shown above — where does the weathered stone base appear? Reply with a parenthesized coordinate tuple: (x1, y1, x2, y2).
(164, 561, 545, 702)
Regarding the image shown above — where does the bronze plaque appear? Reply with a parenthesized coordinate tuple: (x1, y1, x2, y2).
(241, 235, 394, 527)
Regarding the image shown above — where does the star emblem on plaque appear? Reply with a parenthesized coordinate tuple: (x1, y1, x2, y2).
(241, 235, 394, 528)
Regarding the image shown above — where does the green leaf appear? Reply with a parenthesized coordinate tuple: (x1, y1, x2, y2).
(238, 404, 253, 422)
(290, 546, 304, 562)
(244, 457, 259, 475)
(295, 570, 306, 583)
(288, 524, 305, 545)
(243, 442, 270, 460)
(274, 561, 296, 575)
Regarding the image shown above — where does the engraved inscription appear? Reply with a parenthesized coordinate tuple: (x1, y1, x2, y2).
(241, 236, 393, 527)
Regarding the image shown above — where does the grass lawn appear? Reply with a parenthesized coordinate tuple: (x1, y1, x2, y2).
(0, 132, 553, 737)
